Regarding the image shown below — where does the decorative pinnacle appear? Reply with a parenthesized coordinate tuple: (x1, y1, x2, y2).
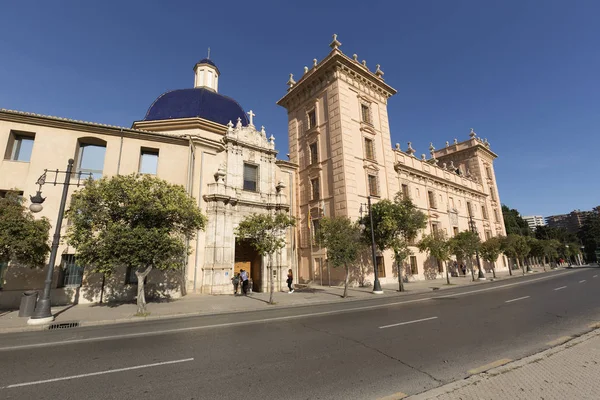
(304, 66, 308, 74)
(375, 64, 384, 79)
(353, 54, 358, 62)
(429, 142, 435, 154)
(329, 33, 342, 50)
(469, 128, 476, 138)
(406, 142, 416, 156)
(287, 73, 296, 88)
(362, 60, 367, 68)
(313, 58, 318, 67)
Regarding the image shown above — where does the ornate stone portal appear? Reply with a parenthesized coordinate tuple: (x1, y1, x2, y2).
(202, 115, 291, 294)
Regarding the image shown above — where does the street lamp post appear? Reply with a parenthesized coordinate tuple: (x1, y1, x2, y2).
(27, 159, 90, 326)
(359, 196, 383, 294)
(468, 214, 485, 281)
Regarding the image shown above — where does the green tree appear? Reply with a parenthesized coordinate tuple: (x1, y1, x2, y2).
(480, 236, 503, 278)
(543, 239, 561, 268)
(449, 231, 482, 281)
(358, 196, 427, 291)
(578, 213, 600, 262)
(501, 234, 530, 275)
(235, 212, 296, 304)
(528, 237, 546, 270)
(418, 231, 452, 284)
(67, 174, 207, 314)
(502, 205, 531, 236)
(315, 217, 363, 298)
(0, 192, 51, 270)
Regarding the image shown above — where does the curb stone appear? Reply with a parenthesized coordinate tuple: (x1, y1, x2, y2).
(407, 328, 600, 399)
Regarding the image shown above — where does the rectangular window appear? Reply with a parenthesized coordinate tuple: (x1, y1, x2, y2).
(139, 148, 159, 175)
(58, 255, 84, 288)
(453, 227, 459, 236)
(428, 191, 436, 209)
(490, 186, 496, 201)
(494, 209, 499, 222)
(486, 166, 492, 179)
(401, 184, 409, 199)
(368, 174, 379, 197)
(485, 230, 492, 240)
(466, 201, 473, 217)
(482, 205, 488, 220)
(450, 197, 455, 208)
(364, 138, 375, 160)
(308, 110, 316, 129)
(243, 163, 259, 192)
(361, 104, 371, 124)
(309, 142, 318, 165)
(311, 177, 320, 200)
(376, 256, 385, 278)
(432, 223, 439, 234)
(409, 256, 418, 275)
(4, 131, 35, 162)
(78, 143, 106, 180)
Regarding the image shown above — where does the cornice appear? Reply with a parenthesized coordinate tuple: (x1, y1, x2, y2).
(0, 109, 187, 146)
(395, 162, 486, 198)
(132, 117, 227, 135)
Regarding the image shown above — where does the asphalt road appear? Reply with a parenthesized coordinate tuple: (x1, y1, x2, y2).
(1, 267, 599, 400)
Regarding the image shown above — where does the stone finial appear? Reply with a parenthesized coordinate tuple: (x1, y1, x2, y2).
(269, 134, 275, 145)
(429, 142, 435, 154)
(214, 164, 226, 183)
(431, 157, 439, 166)
(484, 138, 490, 147)
(276, 180, 286, 193)
(395, 143, 401, 151)
(442, 162, 447, 170)
(304, 66, 308, 74)
(261, 125, 266, 137)
(313, 58, 318, 67)
(469, 128, 476, 138)
(406, 142, 416, 157)
(449, 161, 456, 170)
(375, 64, 384, 79)
(227, 120, 234, 134)
(287, 73, 296, 89)
(445, 141, 449, 147)
(453, 138, 458, 144)
(421, 154, 427, 161)
(329, 33, 342, 50)
(236, 117, 242, 129)
(353, 54, 358, 62)
(362, 60, 367, 68)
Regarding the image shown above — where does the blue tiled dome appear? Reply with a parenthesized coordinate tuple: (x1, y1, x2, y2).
(143, 88, 248, 126)
(197, 58, 217, 69)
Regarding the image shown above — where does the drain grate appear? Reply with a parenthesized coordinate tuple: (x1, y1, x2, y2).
(48, 321, 80, 330)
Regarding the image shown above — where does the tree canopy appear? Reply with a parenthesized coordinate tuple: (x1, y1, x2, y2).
(579, 212, 600, 262)
(418, 230, 452, 284)
(235, 212, 295, 304)
(0, 192, 50, 268)
(502, 204, 531, 236)
(316, 216, 363, 298)
(67, 174, 206, 313)
(480, 236, 503, 275)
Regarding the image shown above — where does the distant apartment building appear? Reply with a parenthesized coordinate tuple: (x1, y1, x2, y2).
(546, 210, 594, 234)
(523, 215, 546, 231)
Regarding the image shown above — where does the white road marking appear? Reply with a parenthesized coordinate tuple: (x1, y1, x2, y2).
(1, 358, 193, 389)
(0, 269, 575, 352)
(580, 280, 586, 283)
(593, 275, 598, 278)
(379, 316, 438, 329)
(505, 296, 530, 303)
(554, 286, 567, 291)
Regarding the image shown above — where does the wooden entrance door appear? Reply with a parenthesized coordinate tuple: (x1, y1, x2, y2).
(235, 239, 262, 292)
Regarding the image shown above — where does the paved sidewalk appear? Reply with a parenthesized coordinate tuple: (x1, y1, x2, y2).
(408, 327, 600, 400)
(0, 266, 562, 333)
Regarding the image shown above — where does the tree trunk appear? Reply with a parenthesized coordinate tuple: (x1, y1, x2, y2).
(470, 259, 475, 282)
(136, 265, 153, 314)
(445, 261, 450, 285)
(395, 251, 404, 292)
(343, 264, 349, 298)
(268, 254, 274, 305)
(517, 258, 524, 276)
(542, 256, 547, 272)
(508, 257, 513, 276)
(492, 261, 496, 278)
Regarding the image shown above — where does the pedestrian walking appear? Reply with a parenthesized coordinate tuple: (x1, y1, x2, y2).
(240, 269, 249, 295)
(231, 272, 240, 295)
(287, 269, 294, 293)
(460, 263, 466, 276)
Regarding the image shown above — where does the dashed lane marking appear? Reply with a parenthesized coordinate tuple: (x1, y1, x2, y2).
(505, 296, 530, 303)
(554, 286, 567, 291)
(379, 316, 438, 329)
(467, 358, 512, 375)
(580, 280, 587, 283)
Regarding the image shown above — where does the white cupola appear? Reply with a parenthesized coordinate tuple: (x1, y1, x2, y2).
(193, 56, 220, 92)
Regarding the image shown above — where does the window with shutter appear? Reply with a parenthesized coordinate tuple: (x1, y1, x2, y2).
(364, 138, 375, 160)
(243, 163, 258, 192)
(368, 174, 379, 197)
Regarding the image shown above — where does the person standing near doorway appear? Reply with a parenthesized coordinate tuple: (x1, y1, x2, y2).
(287, 269, 294, 293)
(240, 269, 249, 295)
(232, 272, 240, 295)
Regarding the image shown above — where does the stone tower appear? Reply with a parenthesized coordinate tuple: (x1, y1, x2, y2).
(277, 35, 398, 283)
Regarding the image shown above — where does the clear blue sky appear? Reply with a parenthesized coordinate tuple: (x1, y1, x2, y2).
(1, 0, 598, 217)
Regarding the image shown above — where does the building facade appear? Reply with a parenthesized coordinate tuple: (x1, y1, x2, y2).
(277, 35, 507, 286)
(0, 36, 508, 307)
(523, 215, 546, 231)
(546, 210, 593, 234)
